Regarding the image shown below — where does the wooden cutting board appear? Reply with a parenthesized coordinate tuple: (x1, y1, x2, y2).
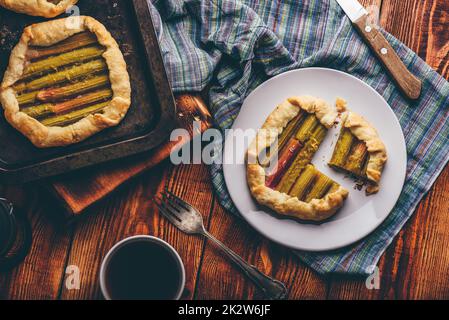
(46, 94, 213, 219)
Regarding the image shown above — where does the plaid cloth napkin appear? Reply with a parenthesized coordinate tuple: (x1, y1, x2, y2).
(150, 0, 449, 275)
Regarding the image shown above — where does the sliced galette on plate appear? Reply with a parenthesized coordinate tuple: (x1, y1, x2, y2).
(247, 96, 387, 222)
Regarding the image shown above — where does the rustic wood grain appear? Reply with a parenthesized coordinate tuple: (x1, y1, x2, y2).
(59, 163, 214, 299)
(395, 173, 449, 299)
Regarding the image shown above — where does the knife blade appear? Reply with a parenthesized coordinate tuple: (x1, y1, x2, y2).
(336, 0, 367, 22)
(336, 0, 422, 100)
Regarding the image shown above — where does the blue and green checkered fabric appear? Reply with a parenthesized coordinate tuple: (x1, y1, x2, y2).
(150, 0, 449, 275)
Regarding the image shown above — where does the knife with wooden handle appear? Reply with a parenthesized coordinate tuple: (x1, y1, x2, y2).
(336, 0, 422, 100)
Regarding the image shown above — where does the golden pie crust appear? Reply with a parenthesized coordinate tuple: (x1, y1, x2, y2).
(0, 16, 131, 148)
(0, 0, 78, 18)
(246, 96, 349, 222)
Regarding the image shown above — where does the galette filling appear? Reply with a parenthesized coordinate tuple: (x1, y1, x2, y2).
(261, 110, 341, 202)
(329, 124, 371, 183)
(14, 31, 112, 127)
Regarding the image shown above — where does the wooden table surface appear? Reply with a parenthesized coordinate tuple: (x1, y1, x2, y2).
(1, 0, 448, 300)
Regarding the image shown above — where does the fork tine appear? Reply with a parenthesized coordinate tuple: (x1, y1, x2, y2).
(165, 190, 192, 211)
(159, 196, 191, 223)
(161, 192, 184, 213)
(156, 196, 180, 217)
(155, 199, 182, 227)
(155, 204, 184, 230)
(161, 193, 193, 222)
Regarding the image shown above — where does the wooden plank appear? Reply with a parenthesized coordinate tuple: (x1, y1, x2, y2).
(380, 0, 449, 66)
(394, 171, 449, 299)
(0, 187, 71, 300)
(359, 0, 382, 7)
(59, 163, 214, 299)
(194, 201, 327, 300)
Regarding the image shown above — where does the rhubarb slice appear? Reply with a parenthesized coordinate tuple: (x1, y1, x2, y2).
(26, 32, 99, 61)
(290, 164, 317, 200)
(14, 59, 108, 93)
(23, 46, 105, 79)
(345, 140, 368, 176)
(295, 113, 319, 143)
(21, 88, 113, 118)
(36, 75, 110, 102)
(329, 127, 371, 180)
(259, 111, 304, 167)
(304, 173, 334, 202)
(328, 127, 354, 169)
(276, 124, 327, 194)
(265, 138, 303, 188)
(41, 101, 110, 127)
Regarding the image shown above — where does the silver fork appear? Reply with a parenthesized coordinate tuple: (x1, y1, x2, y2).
(155, 190, 288, 300)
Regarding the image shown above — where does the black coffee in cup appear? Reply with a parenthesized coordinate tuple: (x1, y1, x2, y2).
(101, 236, 185, 300)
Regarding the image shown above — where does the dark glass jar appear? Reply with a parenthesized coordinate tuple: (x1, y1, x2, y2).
(0, 198, 32, 271)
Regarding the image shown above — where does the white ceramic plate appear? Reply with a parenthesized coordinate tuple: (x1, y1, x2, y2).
(222, 68, 406, 251)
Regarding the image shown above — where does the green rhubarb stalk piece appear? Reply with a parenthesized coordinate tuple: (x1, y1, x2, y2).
(259, 112, 304, 167)
(36, 74, 110, 102)
(276, 124, 327, 194)
(360, 154, 370, 177)
(21, 88, 113, 118)
(21, 104, 53, 119)
(265, 138, 303, 188)
(305, 173, 334, 202)
(295, 113, 319, 143)
(17, 74, 110, 106)
(23, 46, 105, 79)
(290, 164, 317, 201)
(278, 112, 305, 151)
(13, 59, 107, 93)
(329, 127, 355, 169)
(40, 101, 110, 127)
(326, 183, 340, 195)
(17, 91, 39, 105)
(344, 140, 368, 176)
(26, 32, 98, 60)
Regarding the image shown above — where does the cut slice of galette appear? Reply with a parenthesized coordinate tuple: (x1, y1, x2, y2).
(247, 96, 349, 222)
(329, 110, 387, 195)
(247, 96, 387, 222)
(0, 16, 131, 148)
(0, 0, 78, 18)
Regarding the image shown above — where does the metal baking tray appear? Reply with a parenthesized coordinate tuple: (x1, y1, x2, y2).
(0, 0, 176, 183)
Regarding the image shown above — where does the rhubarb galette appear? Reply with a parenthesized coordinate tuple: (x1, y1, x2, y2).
(0, 0, 78, 18)
(246, 96, 387, 222)
(0, 16, 131, 148)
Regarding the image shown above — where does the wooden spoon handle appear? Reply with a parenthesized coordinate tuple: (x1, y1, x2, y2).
(353, 14, 422, 100)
